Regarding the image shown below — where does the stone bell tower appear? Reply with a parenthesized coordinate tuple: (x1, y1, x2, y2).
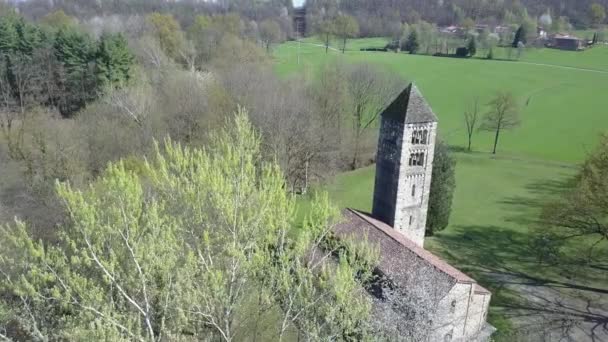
(372, 83, 438, 247)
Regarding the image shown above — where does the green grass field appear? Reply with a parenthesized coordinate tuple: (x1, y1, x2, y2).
(276, 40, 608, 163)
(277, 39, 608, 339)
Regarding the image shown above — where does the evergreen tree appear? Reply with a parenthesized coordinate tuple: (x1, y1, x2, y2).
(95, 33, 134, 87)
(426, 140, 456, 236)
(467, 36, 477, 56)
(54, 28, 96, 116)
(405, 30, 419, 54)
(0, 16, 19, 55)
(15, 18, 42, 56)
(512, 25, 526, 48)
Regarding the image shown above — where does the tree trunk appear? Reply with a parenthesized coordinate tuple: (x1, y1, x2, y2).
(467, 134, 472, 152)
(492, 128, 500, 154)
(342, 38, 346, 53)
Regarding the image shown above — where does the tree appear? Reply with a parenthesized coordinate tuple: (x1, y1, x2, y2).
(467, 36, 477, 57)
(95, 33, 134, 87)
(512, 25, 526, 47)
(53, 28, 97, 116)
(541, 134, 608, 258)
(426, 140, 456, 236)
(259, 19, 282, 52)
(479, 91, 521, 154)
(0, 110, 375, 341)
(333, 14, 359, 53)
(344, 63, 402, 169)
(464, 98, 480, 151)
(317, 19, 335, 54)
(40, 10, 77, 30)
(146, 13, 185, 61)
(590, 3, 606, 27)
(404, 30, 419, 54)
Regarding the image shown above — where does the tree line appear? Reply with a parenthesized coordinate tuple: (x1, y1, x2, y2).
(307, 0, 607, 37)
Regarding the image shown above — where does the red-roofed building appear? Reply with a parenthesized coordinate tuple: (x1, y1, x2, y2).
(330, 84, 494, 341)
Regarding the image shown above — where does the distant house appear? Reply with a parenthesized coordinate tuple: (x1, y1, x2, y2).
(440, 25, 461, 35)
(549, 34, 586, 51)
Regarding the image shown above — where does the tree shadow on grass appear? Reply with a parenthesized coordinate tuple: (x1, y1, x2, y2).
(498, 177, 575, 226)
(433, 175, 608, 341)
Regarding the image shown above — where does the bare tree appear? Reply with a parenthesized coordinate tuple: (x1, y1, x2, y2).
(479, 91, 520, 155)
(344, 63, 403, 169)
(464, 97, 480, 152)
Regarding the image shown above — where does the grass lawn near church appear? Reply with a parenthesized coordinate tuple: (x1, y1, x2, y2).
(298, 151, 608, 339)
(279, 39, 608, 339)
(275, 39, 608, 163)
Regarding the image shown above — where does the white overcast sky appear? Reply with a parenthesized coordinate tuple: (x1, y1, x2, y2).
(293, 0, 305, 7)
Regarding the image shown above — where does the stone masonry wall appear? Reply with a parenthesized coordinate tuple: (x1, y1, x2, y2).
(393, 122, 437, 246)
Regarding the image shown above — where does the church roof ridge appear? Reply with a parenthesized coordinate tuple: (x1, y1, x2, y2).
(343, 208, 476, 284)
(380, 83, 438, 124)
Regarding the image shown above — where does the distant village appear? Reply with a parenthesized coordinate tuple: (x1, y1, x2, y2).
(439, 24, 595, 51)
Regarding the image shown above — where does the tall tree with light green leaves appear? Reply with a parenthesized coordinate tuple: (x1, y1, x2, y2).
(0, 109, 376, 341)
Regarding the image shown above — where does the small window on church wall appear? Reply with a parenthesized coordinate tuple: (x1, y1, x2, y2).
(444, 332, 453, 342)
(411, 184, 416, 197)
(409, 216, 413, 226)
(418, 153, 425, 166)
(450, 300, 456, 313)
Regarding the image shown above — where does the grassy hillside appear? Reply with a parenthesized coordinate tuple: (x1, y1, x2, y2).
(275, 40, 608, 163)
(278, 39, 608, 339)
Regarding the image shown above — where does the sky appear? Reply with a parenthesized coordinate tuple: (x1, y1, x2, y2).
(293, 0, 305, 7)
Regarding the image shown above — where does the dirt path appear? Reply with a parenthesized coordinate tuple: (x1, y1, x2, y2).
(489, 272, 608, 341)
(516, 61, 608, 75)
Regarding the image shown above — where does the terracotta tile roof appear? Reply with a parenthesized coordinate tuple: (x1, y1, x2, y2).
(334, 209, 477, 285)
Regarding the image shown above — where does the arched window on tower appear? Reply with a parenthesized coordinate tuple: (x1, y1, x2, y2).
(418, 153, 425, 166)
(422, 130, 428, 144)
(411, 184, 416, 197)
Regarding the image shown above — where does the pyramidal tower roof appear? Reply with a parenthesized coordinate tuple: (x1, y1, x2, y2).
(381, 83, 438, 124)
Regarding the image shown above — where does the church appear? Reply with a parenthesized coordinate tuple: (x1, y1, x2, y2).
(332, 84, 494, 341)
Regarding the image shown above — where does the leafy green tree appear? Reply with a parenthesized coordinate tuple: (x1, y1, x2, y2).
(95, 33, 134, 87)
(467, 36, 477, 56)
(333, 14, 359, 53)
(146, 13, 185, 61)
(590, 3, 606, 27)
(39, 10, 77, 30)
(512, 25, 526, 47)
(426, 140, 456, 236)
(0, 110, 374, 341)
(404, 30, 419, 54)
(541, 133, 608, 258)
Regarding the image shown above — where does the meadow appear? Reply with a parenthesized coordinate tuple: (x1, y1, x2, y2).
(277, 39, 608, 339)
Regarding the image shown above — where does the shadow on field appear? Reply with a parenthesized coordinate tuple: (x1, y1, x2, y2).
(434, 176, 608, 341)
(499, 177, 573, 226)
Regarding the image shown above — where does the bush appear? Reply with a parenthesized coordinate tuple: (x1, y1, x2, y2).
(455, 47, 469, 57)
